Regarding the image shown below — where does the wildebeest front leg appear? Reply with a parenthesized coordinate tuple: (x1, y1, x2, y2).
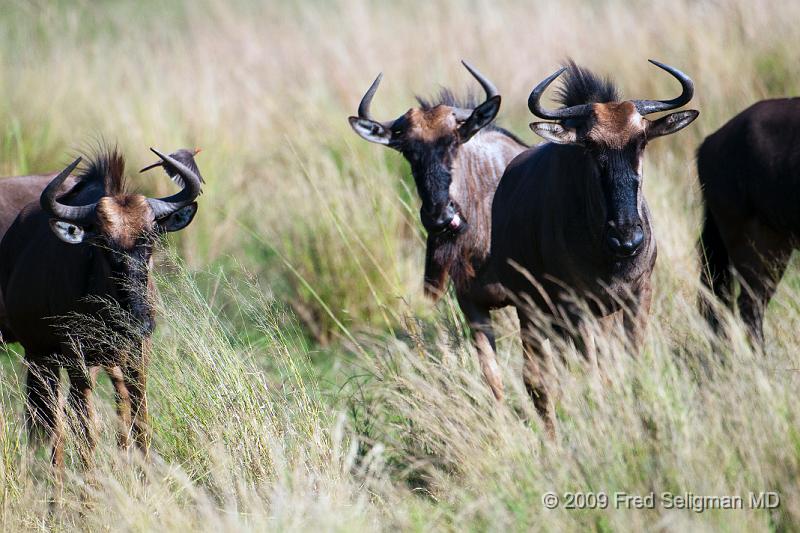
(518, 313, 556, 438)
(123, 343, 150, 455)
(104, 366, 132, 449)
(458, 295, 504, 400)
(25, 360, 63, 469)
(623, 281, 652, 352)
(66, 366, 97, 468)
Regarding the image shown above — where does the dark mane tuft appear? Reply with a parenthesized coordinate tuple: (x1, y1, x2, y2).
(555, 59, 619, 107)
(75, 144, 127, 196)
(416, 88, 481, 111)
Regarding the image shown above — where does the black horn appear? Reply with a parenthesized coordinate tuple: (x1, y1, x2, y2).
(461, 60, 498, 101)
(356, 73, 399, 129)
(452, 60, 500, 121)
(146, 148, 203, 219)
(357, 73, 382, 121)
(40, 157, 98, 223)
(632, 60, 694, 115)
(528, 67, 594, 120)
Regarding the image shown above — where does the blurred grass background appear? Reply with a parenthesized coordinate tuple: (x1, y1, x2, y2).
(1, 0, 800, 530)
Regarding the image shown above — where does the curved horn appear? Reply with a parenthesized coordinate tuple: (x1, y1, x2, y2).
(451, 60, 501, 121)
(146, 147, 203, 219)
(358, 73, 382, 120)
(632, 60, 694, 115)
(528, 67, 594, 120)
(461, 60, 498, 101)
(353, 73, 400, 131)
(40, 157, 98, 223)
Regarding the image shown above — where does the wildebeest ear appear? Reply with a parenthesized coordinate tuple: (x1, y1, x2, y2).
(647, 110, 699, 139)
(458, 95, 501, 142)
(157, 202, 198, 233)
(348, 117, 394, 146)
(49, 220, 87, 244)
(529, 122, 580, 145)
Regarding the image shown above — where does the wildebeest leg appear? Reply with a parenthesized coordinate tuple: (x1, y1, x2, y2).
(518, 312, 556, 438)
(733, 251, 790, 352)
(105, 366, 132, 449)
(597, 313, 622, 388)
(124, 342, 150, 455)
(458, 295, 504, 400)
(727, 223, 791, 351)
(623, 281, 652, 352)
(573, 318, 599, 369)
(25, 359, 63, 469)
(66, 366, 96, 468)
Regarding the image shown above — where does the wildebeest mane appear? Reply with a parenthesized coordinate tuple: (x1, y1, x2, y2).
(555, 60, 619, 107)
(59, 145, 128, 204)
(417, 88, 481, 111)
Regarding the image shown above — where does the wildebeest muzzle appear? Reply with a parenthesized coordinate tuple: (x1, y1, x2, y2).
(605, 220, 645, 258)
(421, 200, 467, 236)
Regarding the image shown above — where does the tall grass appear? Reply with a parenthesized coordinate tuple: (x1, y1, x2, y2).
(1, 0, 800, 530)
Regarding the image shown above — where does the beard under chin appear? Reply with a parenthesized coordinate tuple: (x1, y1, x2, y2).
(423, 228, 474, 299)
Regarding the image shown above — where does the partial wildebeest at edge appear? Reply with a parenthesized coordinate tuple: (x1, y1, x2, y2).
(349, 61, 527, 400)
(490, 60, 698, 433)
(698, 99, 800, 350)
(0, 146, 202, 468)
(0, 172, 78, 342)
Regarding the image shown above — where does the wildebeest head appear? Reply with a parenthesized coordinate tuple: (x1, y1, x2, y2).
(41, 148, 202, 332)
(349, 61, 502, 235)
(528, 60, 698, 258)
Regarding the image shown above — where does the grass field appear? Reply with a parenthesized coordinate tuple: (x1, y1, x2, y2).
(1, 0, 800, 530)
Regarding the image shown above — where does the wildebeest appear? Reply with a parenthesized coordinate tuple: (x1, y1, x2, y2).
(0, 146, 202, 468)
(349, 61, 527, 400)
(490, 60, 698, 432)
(0, 172, 73, 342)
(698, 99, 800, 350)
(0, 148, 201, 342)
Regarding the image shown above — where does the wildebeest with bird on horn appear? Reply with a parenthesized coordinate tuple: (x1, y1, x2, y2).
(349, 61, 527, 401)
(0, 146, 203, 468)
(490, 60, 698, 433)
(0, 148, 203, 343)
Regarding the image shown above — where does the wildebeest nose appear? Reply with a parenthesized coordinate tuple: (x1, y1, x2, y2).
(426, 202, 460, 233)
(606, 224, 644, 257)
